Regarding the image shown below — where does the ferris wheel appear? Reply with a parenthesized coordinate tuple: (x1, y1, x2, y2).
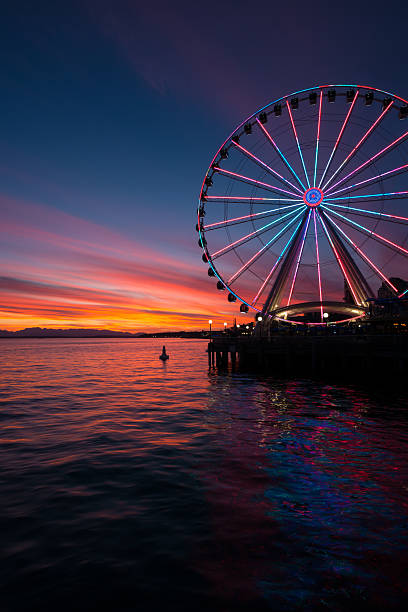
(197, 84, 408, 325)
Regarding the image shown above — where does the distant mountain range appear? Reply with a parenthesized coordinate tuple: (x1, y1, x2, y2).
(0, 327, 207, 338)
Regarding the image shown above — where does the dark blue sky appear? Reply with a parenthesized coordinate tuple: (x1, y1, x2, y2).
(1, 0, 407, 330)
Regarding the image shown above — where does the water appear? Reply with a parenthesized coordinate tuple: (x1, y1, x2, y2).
(1, 338, 408, 611)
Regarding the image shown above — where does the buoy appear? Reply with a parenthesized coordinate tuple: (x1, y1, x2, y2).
(159, 345, 169, 361)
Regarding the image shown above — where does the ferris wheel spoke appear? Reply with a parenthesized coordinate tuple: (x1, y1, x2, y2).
(252, 215, 307, 306)
(323, 202, 408, 225)
(322, 101, 394, 192)
(286, 101, 310, 188)
(203, 203, 303, 231)
(324, 191, 408, 204)
(320, 205, 408, 256)
(320, 210, 399, 294)
(231, 141, 303, 194)
(313, 91, 323, 187)
(318, 90, 359, 189)
(316, 211, 361, 305)
(326, 163, 408, 198)
(324, 128, 408, 195)
(287, 210, 312, 306)
(211, 206, 305, 259)
(213, 167, 300, 198)
(256, 118, 306, 191)
(227, 209, 305, 284)
(204, 195, 304, 204)
(313, 210, 324, 322)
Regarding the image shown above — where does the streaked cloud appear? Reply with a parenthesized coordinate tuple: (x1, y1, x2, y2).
(0, 194, 240, 331)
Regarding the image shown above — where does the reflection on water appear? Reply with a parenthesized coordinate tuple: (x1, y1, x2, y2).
(0, 338, 407, 611)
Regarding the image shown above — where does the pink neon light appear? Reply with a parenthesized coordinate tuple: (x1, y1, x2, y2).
(205, 196, 302, 202)
(335, 91, 359, 150)
(256, 119, 279, 148)
(232, 141, 303, 194)
(252, 260, 281, 306)
(213, 167, 299, 198)
(325, 191, 408, 201)
(325, 129, 408, 194)
(323, 101, 394, 191)
(211, 207, 302, 257)
(322, 211, 399, 293)
(313, 211, 324, 322)
(317, 212, 360, 305)
(345, 103, 392, 157)
(203, 203, 300, 229)
(287, 211, 311, 306)
(317, 91, 323, 140)
(286, 100, 299, 139)
(318, 90, 359, 189)
(322, 207, 408, 256)
(313, 92, 323, 187)
(327, 163, 408, 197)
(286, 101, 310, 187)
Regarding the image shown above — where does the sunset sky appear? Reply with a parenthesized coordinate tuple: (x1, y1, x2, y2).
(1, 0, 407, 331)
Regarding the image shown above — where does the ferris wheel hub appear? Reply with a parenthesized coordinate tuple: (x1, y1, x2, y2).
(303, 187, 324, 207)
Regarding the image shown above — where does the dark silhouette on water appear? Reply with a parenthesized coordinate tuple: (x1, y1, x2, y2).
(159, 345, 169, 361)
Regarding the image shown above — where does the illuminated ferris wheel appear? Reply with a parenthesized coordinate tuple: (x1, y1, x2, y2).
(197, 84, 408, 325)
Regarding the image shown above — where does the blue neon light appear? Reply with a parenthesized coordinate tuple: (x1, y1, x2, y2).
(325, 192, 408, 202)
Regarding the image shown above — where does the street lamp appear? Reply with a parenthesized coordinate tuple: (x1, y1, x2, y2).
(257, 315, 263, 338)
(224, 322, 227, 334)
(209, 319, 212, 341)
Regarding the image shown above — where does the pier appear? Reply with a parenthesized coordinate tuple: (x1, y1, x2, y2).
(208, 333, 408, 382)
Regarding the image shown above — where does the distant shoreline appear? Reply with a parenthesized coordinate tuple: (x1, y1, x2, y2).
(0, 335, 208, 339)
(0, 328, 209, 339)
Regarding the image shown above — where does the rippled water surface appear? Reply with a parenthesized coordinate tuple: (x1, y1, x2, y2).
(1, 338, 408, 611)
